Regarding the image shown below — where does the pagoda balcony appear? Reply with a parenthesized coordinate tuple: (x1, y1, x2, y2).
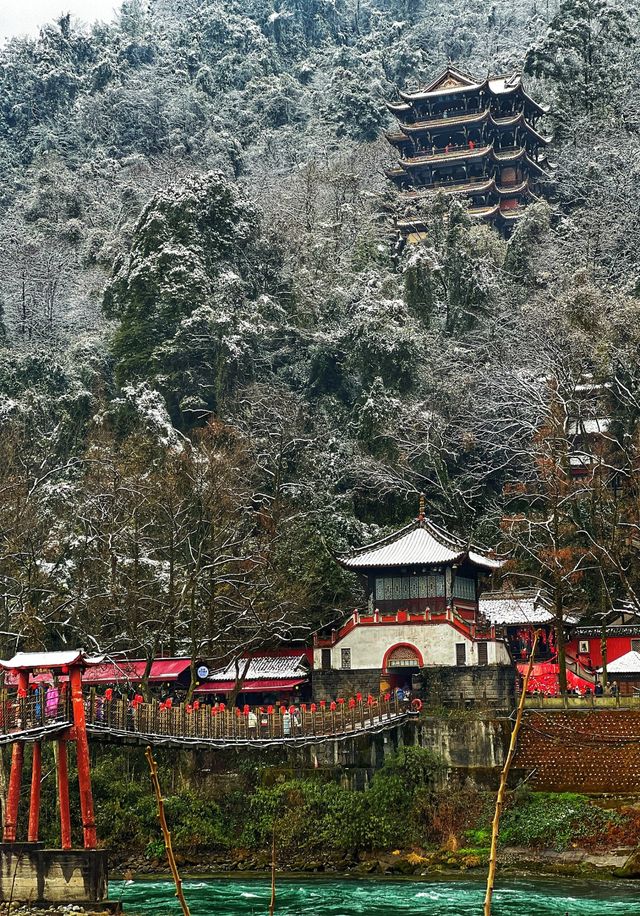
(402, 143, 492, 166)
(313, 603, 496, 649)
(400, 176, 496, 196)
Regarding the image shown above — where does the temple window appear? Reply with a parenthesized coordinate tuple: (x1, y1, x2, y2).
(341, 648, 352, 670)
(375, 574, 445, 600)
(453, 576, 475, 600)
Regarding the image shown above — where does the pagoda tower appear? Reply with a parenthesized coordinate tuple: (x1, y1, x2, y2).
(385, 64, 551, 240)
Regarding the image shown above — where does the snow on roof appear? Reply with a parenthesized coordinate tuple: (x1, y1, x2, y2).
(488, 74, 522, 94)
(568, 417, 611, 435)
(599, 651, 640, 675)
(0, 650, 104, 671)
(338, 518, 503, 571)
(208, 654, 310, 682)
(480, 590, 554, 625)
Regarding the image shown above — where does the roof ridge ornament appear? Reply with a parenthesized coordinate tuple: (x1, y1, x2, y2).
(417, 492, 426, 522)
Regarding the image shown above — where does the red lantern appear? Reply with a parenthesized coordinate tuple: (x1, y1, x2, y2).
(348, 698, 356, 709)
(320, 700, 326, 709)
(104, 688, 113, 702)
(186, 704, 192, 714)
(165, 697, 172, 709)
(243, 705, 250, 715)
(367, 695, 374, 706)
(310, 703, 317, 713)
(384, 693, 391, 702)
(301, 704, 307, 712)
(211, 707, 218, 716)
(267, 705, 274, 715)
(330, 701, 336, 712)
(280, 705, 286, 714)
(219, 703, 226, 712)
(159, 702, 166, 712)
(61, 665, 68, 674)
(337, 698, 345, 705)
(356, 692, 362, 702)
(193, 700, 200, 711)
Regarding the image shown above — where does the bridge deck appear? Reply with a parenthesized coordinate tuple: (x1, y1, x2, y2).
(0, 693, 415, 747)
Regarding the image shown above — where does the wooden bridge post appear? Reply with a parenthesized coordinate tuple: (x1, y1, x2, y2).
(69, 665, 97, 849)
(27, 741, 42, 842)
(57, 739, 72, 850)
(3, 670, 28, 841)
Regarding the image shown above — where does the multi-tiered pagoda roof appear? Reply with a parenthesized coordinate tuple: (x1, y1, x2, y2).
(385, 65, 552, 239)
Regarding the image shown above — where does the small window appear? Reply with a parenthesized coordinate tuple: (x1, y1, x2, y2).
(341, 648, 351, 670)
(632, 639, 640, 654)
(453, 576, 476, 601)
(579, 640, 590, 654)
(456, 643, 466, 667)
(321, 649, 332, 670)
(477, 641, 488, 666)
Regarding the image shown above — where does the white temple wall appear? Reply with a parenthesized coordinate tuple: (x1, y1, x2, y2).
(313, 622, 511, 671)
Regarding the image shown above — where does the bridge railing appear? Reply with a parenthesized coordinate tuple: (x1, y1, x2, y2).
(84, 693, 404, 741)
(0, 688, 70, 734)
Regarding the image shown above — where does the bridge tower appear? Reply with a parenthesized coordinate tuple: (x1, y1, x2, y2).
(0, 650, 111, 909)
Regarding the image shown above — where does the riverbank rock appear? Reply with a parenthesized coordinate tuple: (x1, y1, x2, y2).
(0, 908, 108, 916)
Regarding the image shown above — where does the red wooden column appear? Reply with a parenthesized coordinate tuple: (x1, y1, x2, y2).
(57, 739, 72, 850)
(3, 669, 29, 842)
(27, 741, 42, 842)
(69, 665, 97, 849)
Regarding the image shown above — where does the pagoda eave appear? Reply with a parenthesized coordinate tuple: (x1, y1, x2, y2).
(399, 79, 488, 102)
(386, 101, 411, 114)
(400, 177, 496, 199)
(385, 130, 410, 146)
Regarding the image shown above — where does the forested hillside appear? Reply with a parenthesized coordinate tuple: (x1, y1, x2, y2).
(1, 0, 639, 664)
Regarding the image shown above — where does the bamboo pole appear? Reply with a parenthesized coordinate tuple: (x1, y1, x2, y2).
(483, 629, 539, 916)
(145, 746, 191, 916)
(268, 823, 276, 916)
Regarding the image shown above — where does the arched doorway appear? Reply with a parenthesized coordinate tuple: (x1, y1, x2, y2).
(381, 643, 424, 695)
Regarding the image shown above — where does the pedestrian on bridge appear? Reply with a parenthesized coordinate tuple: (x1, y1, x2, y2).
(45, 683, 59, 720)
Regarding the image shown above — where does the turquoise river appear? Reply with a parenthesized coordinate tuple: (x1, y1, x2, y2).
(113, 876, 640, 915)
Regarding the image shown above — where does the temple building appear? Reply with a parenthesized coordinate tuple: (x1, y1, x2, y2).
(312, 500, 516, 706)
(384, 64, 551, 239)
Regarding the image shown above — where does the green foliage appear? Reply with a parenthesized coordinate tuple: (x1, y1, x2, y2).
(525, 0, 634, 122)
(500, 789, 620, 851)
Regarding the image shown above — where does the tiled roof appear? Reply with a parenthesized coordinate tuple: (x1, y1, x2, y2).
(208, 654, 309, 682)
(599, 651, 640, 675)
(0, 650, 103, 670)
(480, 590, 554, 625)
(337, 519, 502, 571)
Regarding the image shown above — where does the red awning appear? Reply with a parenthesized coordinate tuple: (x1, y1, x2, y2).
(195, 677, 307, 694)
(82, 658, 191, 685)
(82, 661, 146, 684)
(149, 659, 191, 681)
